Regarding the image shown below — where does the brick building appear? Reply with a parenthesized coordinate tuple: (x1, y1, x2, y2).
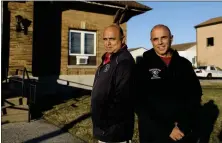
(2, 1, 151, 79)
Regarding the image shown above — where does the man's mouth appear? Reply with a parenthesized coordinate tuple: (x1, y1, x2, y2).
(106, 47, 112, 50)
(158, 46, 166, 51)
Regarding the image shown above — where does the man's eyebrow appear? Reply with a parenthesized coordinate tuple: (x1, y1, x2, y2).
(152, 36, 168, 40)
(161, 36, 168, 38)
(103, 37, 116, 40)
(152, 37, 158, 40)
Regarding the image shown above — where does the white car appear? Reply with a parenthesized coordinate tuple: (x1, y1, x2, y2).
(194, 65, 222, 79)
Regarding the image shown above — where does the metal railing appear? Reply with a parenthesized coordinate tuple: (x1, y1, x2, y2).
(3, 67, 36, 122)
(28, 82, 37, 122)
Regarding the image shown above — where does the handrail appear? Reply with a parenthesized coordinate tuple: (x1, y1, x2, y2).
(15, 67, 31, 81)
(29, 83, 36, 122)
(3, 67, 34, 122)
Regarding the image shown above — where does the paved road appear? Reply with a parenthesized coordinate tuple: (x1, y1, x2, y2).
(2, 119, 86, 143)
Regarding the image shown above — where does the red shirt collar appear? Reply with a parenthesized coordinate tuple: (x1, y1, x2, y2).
(103, 44, 127, 65)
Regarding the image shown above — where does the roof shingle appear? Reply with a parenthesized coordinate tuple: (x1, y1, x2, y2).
(195, 16, 222, 28)
(171, 42, 196, 51)
(128, 47, 147, 52)
(95, 1, 152, 12)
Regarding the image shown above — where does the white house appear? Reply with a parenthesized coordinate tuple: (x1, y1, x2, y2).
(171, 42, 197, 67)
(128, 47, 147, 62)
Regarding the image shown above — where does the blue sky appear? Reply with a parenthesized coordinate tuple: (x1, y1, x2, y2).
(127, 2, 222, 49)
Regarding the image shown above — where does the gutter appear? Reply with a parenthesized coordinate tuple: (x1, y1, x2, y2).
(194, 21, 222, 29)
(83, 1, 149, 13)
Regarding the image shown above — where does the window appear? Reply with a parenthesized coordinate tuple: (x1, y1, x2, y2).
(198, 66, 207, 70)
(69, 30, 96, 56)
(210, 66, 215, 70)
(207, 37, 214, 47)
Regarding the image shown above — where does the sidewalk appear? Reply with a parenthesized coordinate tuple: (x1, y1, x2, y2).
(1, 118, 86, 143)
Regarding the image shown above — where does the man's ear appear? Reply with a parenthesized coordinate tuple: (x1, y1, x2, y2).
(121, 36, 126, 44)
(170, 35, 174, 43)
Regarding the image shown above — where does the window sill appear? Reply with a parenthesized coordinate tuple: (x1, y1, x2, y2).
(67, 65, 97, 69)
(69, 54, 96, 56)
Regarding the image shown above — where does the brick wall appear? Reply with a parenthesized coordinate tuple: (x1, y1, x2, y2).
(7, 2, 128, 76)
(8, 2, 33, 74)
(61, 10, 127, 75)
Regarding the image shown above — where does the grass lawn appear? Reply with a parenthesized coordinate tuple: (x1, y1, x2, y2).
(43, 82, 222, 143)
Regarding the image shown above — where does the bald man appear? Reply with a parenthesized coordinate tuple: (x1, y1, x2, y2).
(91, 24, 135, 143)
(135, 24, 202, 143)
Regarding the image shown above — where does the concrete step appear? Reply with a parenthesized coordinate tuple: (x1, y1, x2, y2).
(2, 97, 27, 107)
(4, 105, 29, 115)
(1, 113, 29, 123)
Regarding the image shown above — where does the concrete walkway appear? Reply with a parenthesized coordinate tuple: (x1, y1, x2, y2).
(1, 119, 86, 143)
(2, 75, 94, 143)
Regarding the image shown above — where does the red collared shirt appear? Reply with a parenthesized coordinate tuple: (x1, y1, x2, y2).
(103, 44, 127, 65)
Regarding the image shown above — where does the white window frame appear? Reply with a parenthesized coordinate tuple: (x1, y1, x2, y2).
(69, 30, 96, 56)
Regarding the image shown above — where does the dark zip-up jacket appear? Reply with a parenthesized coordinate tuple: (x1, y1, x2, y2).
(135, 48, 202, 143)
(91, 47, 135, 142)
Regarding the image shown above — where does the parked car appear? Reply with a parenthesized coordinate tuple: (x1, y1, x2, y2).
(194, 65, 222, 79)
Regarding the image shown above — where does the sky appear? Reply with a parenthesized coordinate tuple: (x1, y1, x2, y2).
(127, 2, 222, 49)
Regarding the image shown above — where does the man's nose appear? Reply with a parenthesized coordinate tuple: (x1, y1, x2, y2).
(158, 39, 163, 44)
(107, 40, 111, 45)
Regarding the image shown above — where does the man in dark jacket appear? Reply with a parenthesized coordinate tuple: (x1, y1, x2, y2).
(135, 24, 202, 143)
(91, 24, 135, 143)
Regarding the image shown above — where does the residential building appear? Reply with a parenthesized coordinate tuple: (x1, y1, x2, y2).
(195, 16, 222, 68)
(128, 47, 147, 62)
(171, 42, 197, 67)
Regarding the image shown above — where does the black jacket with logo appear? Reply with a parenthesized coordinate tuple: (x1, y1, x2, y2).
(91, 47, 135, 142)
(135, 48, 202, 143)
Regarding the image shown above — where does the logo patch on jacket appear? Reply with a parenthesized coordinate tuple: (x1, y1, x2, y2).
(104, 64, 110, 72)
(149, 68, 161, 79)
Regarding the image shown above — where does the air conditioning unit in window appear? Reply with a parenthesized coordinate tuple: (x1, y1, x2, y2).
(76, 56, 89, 65)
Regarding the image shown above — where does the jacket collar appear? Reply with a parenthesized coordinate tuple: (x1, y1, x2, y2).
(101, 44, 128, 61)
(147, 48, 179, 59)
(144, 48, 180, 68)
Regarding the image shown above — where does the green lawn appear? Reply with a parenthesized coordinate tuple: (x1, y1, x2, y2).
(201, 86, 222, 143)
(43, 83, 222, 143)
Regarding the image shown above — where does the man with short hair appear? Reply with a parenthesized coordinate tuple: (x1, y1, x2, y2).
(91, 24, 135, 143)
(135, 24, 202, 143)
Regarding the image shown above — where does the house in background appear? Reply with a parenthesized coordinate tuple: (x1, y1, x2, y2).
(2, 1, 152, 81)
(195, 16, 222, 68)
(128, 47, 147, 62)
(171, 42, 197, 67)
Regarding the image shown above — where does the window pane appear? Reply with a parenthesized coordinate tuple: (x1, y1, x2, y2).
(207, 37, 214, 47)
(198, 66, 207, 70)
(84, 33, 94, 54)
(70, 32, 81, 54)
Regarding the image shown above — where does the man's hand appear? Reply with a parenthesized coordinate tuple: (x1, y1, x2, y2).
(169, 122, 184, 141)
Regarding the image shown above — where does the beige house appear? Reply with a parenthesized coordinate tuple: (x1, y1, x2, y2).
(195, 16, 222, 68)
